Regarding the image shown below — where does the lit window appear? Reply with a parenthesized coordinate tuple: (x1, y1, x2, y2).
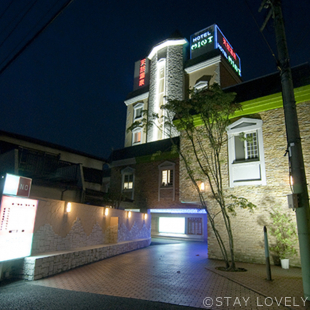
(134, 131, 141, 143)
(227, 118, 266, 187)
(158, 161, 176, 201)
(123, 174, 133, 190)
(121, 167, 135, 200)
(161, 169, 173, 187)
(132, 128, 142, 145)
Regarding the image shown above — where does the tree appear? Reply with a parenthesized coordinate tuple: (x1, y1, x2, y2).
(129, 83, 256, 270)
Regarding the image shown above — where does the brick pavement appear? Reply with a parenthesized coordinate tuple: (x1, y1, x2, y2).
(31, 239, 309, 309)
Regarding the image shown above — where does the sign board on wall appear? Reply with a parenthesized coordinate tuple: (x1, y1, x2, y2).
(3, 174, 32, 197)
(190, 24, 241, 76)
(0, 196, 38, 262)
(133, 58, 150, 91)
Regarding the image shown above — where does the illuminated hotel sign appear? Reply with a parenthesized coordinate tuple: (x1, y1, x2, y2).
(190, 25, 215, 58)
(0, 195, 38, 262)
(139, 59, 146, 87)
(3, 174, 32, 197)
(133, 58, 150, 91)
(190, 24, 241, 76)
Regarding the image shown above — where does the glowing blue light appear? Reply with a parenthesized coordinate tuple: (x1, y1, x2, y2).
(150, 209, 206, 214)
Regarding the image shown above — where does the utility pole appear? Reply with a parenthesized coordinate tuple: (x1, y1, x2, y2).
(260, 0, 310, 300)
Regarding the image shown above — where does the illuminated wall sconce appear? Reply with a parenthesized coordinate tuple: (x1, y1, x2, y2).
(290, 175, 294, 186)
(128, 211, 132, 219)
(198, 181, 205, 192)
(105, 207, 109, 216)
(144, 213, 148, 220)
(66, 202, 72, 213)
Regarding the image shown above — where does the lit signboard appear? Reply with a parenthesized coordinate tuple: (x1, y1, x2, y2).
(190, 25, 215, 59)
(190, 24, 241, 76)
(3, 174, 32, 197)
(159, 217, 185, 234)
(0, 196, 38, 262)
(133, 58, 150, 91)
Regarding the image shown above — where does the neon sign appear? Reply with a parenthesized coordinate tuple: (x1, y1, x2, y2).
(223, 37, 236, 60)
(190, 24, 241, 77)
(190, 25, 215, 59)
(139, 59, 146, 87)
(133, 58, 149, 91)
(216, 27, 241, 76)
(191, 36, 213, 51)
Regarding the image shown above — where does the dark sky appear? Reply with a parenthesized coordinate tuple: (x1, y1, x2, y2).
(0, 0, 309, 159)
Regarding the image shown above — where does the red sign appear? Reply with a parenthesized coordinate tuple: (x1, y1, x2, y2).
(3, 174, 32, 197)
(17, 177, 32, 197)
(139, 59, 146, 87)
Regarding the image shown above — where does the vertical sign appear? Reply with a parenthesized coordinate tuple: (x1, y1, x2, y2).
(133, 58, 150, 91)
(0, 196, 38, 262)
(215, 25, 241, 76)
(138, 59, 146, 87)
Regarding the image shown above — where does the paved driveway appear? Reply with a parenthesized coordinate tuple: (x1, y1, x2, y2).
(0, 239, 307, 309)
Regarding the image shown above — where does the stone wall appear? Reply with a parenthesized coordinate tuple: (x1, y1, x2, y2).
(179, 102, 310, 266)
(147, 44, 185, 142)
(22, 239, 151, 280)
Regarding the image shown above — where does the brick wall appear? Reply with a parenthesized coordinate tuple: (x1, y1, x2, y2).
(111, 157, 186, 209)
(179, 102, 310, 266)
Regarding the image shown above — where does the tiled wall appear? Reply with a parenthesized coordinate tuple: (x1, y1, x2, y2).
(1, 199, 151, 280)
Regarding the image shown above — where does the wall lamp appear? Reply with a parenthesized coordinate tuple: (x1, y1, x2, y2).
(198, 181, 205, 192)
(105, 207, 109, 216)
(128, 211, 132, 219)
(144, 213, 148, 220)
(65, 202, 72, 213)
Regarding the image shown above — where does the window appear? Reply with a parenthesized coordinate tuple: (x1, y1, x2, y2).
(132, 127, 142, 145)
(121, 167, 135, 200)
(234, 132, 258, 162)
(133, 103, 143, 120)
(161, 169, 173, 187)
(123, 174, 133, 190)
(154, 59, 166, 141)
(158, 161, 175, 201)
(227, 118, 266, 187)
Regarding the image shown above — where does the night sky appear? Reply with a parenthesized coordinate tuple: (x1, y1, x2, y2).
(0, 0, 309, 159)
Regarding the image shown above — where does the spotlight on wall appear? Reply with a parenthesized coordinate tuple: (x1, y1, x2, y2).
(198, 181, 205, 192)
(66, 202, 72, 213)
(128, 211, 132, 219)
(144, 213, 148, 220)
(105, 207, 109, 216)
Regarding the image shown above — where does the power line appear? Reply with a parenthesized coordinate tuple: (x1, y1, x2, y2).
(0, 0, 76, 76)
(0, 0, 15, 20)
(0, 0, 32, 37)
(0, 0, 39, 50)
(243, 0, 277, 64)
(0, 0, 63, 71)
